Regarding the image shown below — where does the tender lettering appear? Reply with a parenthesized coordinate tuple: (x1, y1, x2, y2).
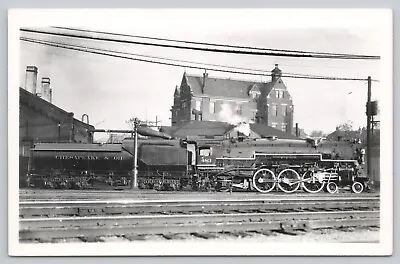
(55, 155, 124, 160)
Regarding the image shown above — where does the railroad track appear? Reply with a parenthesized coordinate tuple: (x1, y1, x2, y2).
(19, 196, 380, 243)
(19, 188, 379, 202)
(20, 197, 380, 218)
(20, 211, 379, 242)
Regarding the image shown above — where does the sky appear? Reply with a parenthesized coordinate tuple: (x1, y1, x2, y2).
(15, 9, 389, 137)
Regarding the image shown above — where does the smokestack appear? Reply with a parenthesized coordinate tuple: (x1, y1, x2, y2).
(41, 77, 50, 101)
(49, 89, 53, 103)
(202, 71, 208, 93)
(25, 66, 38, 95)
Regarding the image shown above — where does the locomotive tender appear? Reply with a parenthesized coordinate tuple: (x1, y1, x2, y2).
(26, 127, 369, 194)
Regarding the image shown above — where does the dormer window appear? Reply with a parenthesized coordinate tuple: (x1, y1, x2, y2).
(249, 84, 261, 100)
(250, 90, 260, 100)
(276, 90, 284, 99)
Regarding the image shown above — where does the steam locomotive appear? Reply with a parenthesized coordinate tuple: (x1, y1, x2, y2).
(26, 125, 369, 194)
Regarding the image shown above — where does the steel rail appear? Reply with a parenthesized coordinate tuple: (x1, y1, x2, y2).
(19, 196, 380, 206)
(20, 210, 379, 230)
(19, 189, 380, 195)
(19, 215, 379, 241)
(19, 196, 380, 203)
(19, 200, 380, 219)
(19, 189, 380, 201)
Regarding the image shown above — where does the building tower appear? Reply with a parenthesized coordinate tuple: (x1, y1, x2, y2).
(271, 64, 282, 82)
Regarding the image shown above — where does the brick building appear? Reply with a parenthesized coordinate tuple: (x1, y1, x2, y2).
(19, 66, 94, 187)
(170, 64, 294, 134)
(20, 87, 94, 150)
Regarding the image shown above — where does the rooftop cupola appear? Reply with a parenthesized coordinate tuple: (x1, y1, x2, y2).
(271, 64, 282, 82)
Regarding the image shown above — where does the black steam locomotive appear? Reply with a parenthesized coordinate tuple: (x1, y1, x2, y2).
(26, 127, 369, 194)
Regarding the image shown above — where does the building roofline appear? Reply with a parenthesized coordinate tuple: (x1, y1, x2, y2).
(19, 87, 94, 129)
(184, 72, 273, 84)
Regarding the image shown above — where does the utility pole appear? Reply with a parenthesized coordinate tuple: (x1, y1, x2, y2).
(145, 116, 161, 128)
(132, 118, 139, 189)
(371, 116, 374, 137)
(366, 76, 372, 181)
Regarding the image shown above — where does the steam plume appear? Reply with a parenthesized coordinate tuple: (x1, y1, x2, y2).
(216, 103, 251, 137)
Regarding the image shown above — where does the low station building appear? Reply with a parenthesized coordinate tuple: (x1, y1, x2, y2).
(19, 66, 94, 187)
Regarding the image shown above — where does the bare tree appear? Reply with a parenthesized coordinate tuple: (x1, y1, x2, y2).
(336, 120, 354, 131)
(309, 130, 326, 137)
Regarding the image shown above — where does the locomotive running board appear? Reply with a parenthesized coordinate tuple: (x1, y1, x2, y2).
(217, 153, 358, 163)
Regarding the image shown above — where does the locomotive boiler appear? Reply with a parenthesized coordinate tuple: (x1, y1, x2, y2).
(26, 125, 369, 194)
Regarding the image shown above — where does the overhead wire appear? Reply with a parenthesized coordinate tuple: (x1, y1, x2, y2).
(21, 36, 347, 78)
(20, 28, 380, 60)
(21, 32, 377, 71)
(21, 36, 379, 82)
(53, 26, 380, 59)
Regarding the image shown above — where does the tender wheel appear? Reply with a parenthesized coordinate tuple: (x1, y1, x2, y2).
(301, 171, 325, 193)
(252, 168, 276, 193)
(277, 169, 301, 193)
(326, 182, 338, 194)
(351, 181, 364, 194)
(62, 181, 72, 189)
(215, 180, 232, 192)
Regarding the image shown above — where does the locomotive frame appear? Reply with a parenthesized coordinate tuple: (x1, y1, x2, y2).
(207, 153, 368, 194)
(25, 131, 369, 194)
(188, 135, 368, 194)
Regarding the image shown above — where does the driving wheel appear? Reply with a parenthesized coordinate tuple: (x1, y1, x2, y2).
(301, 170, 325, 193)
(252, 168, 276, 193)
(277, 169, 301, 193)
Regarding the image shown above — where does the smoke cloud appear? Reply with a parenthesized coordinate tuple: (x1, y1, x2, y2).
(236, 123, 251, 137)
(217, 103, 251, 137)
(218, 103, 245, 124)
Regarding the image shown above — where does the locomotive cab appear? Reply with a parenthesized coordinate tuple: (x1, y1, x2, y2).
(184, 137, 218, 167)
(197, 146, 216, 166)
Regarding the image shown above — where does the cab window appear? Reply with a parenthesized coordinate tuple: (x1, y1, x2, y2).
(199, 147, 212, 156)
